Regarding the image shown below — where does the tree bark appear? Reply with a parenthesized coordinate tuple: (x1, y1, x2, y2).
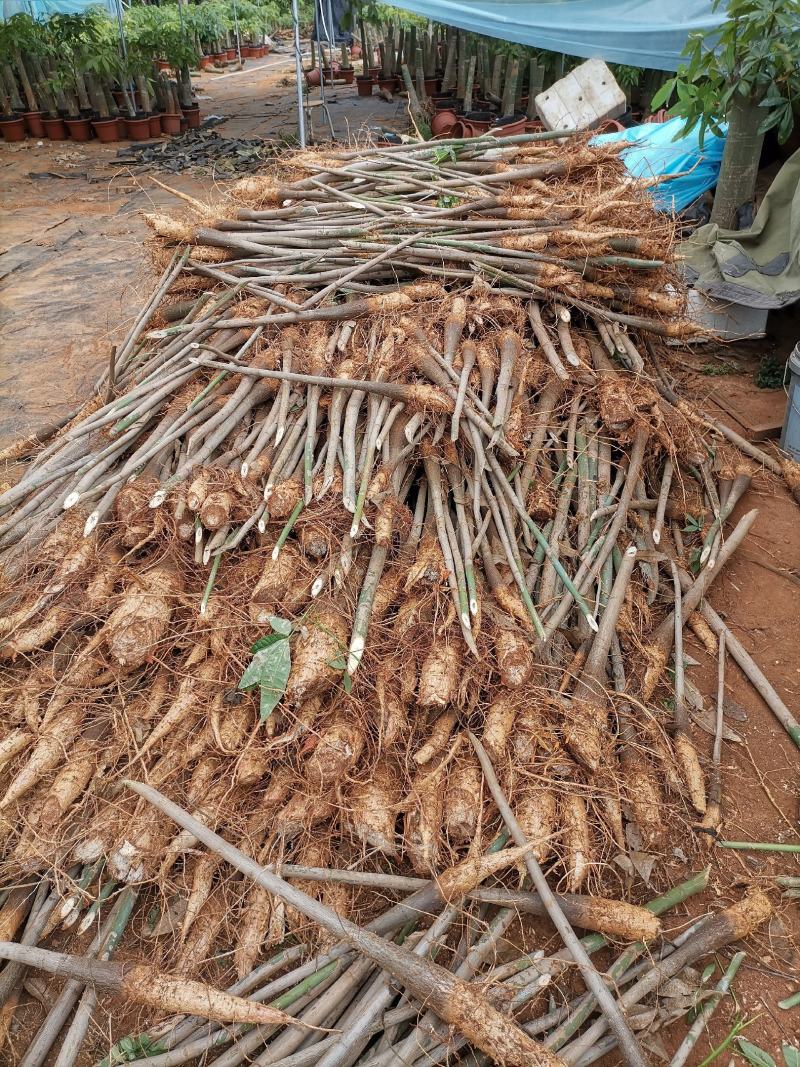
(13, 51, 38, 111)
(2, 64, 23, 111)
(710, 93, 765, 230)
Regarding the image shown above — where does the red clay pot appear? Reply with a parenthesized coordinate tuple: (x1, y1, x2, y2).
(0, 115, 26, 141)
(524, 119, 544, 132)
(423, 77, 439, 96)
(595, 118, 626, 133)
(180, 115, 188, 132)
(306, 67, 321, 87)
(463, 111, 492, 133)
(42, 116, 68, 140)
(430, 109, 457, 137)
(92, 117, 119, 143)
(161, 112, 182, 135)
(356, 75, 373, 97)
(182, 105, 201, 129)
(377, 76, 399, 93)
(241, 45, 254, 58)
(65, 117, 92, 141)
(340, 67, 355, 85)
(155, 59, 170, 71)
(115, 117, 128, 138)
(226, 47, 236, 60)
(149, 114, 162, 136)
(112, 89, 126, 107)
(125, 115, 152, 139)
(200, 55, 214, 71)
(368, 66, 381, 81)
(262, 45, 271, 56)
(491, 115, 526, 137)
(22, 110, 45, 137)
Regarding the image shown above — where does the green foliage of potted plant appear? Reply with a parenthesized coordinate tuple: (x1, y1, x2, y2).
(0, 14, 46, 137)
(652, 0, 800, 228)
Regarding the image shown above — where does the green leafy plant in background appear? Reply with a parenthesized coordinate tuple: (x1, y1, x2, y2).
(754, 353, 784, 388)
(239, 616, 294, 721)
(652, 0, 800, 229)
(0, 13, 45, 113)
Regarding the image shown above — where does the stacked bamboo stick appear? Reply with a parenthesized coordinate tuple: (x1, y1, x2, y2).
(0, 132, 790, 1066)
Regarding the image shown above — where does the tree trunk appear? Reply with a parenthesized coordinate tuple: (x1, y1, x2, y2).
(84, 72, 107, 118)
(73, 70, 92, 112)
(710, 94, 765, 230)
(135, 73, 151, 115)
(177, 65, 192, 108)
(104, 84, 119, 118)
(13, 50, 38, 111)
(3, 63, 24, 111)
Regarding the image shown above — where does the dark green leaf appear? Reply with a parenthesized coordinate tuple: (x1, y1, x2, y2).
(250, 633, 286, 655)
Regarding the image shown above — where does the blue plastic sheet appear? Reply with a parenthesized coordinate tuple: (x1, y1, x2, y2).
(2, 0, 115, 20)
(591, 116, 727, 212)
(383, 0, 722, 71)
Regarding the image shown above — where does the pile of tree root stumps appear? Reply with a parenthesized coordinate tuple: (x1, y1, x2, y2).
(0, 131, 796, 1067)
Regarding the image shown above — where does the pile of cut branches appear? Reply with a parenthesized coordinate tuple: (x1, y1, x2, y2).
(0, 131, 792, 1066)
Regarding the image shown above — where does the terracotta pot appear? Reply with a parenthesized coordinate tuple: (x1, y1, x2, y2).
(0, 115, 26, 141)
(433, 95, 458, 111)
(356, 75, 373, 97)
(161, 112, 182, 135)
(180, 115, 188, 132)
(377, 76, 399, 93)
(125, 115, 152, 140)
(430, 109, 457, 137)
(368, 66, 381, 81)
(65, 117, 92, 141)
(595, 118, 626, 133)
(116, 117, 128, 138)
(149, 114, 162, 136)
(262, 45, 271, 56)
(42, 116, 68, 140)
(200, 56, 214, 70)
(155, 59, 170, 71)
(451, 119, 475, 138)
(182, 105, 201, 129)
(340, 67, 355, 85)
(524, 119, 543, 133)
(226, 48, 236, 60)
(241, 45, 254, 58)
(112, 89, 126, 107)
(423, 77, 439, 96)
(92, 117, 119, 143)
(321, 66, 335, 83)
(491, 115, 526, 137)
(463, 110, 492, 134)
(22, 110, 45, 137)
(306, 67, 321, 87)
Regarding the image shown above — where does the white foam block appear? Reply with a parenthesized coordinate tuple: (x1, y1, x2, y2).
(535, 59, 626, 132)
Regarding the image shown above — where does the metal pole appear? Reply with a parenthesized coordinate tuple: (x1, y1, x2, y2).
(291, 0, 307, 147)
(232, 0, 242, 66)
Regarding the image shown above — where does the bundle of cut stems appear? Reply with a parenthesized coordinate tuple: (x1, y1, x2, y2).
(0, 131, 785, 1066)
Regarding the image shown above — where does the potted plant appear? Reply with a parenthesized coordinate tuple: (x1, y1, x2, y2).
(0, 14, 46, 137)
(158, 10, 200, 115)
(339, 42, 355, 85)
(653, 0, 800, 229)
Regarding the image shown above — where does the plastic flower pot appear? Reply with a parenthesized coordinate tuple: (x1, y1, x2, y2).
(161, 112, 182, 135)
(306, 67, 321, 87)
(423, 77, 439, 96)
(524, 119, 544, 132)
(433, 96, 459, 112)
(65, 117, 92, 141)
(112, 90, 126, 108)
(241, 45, 254, 58)
(0, 115, 26, 141)
(200, 56, 214, 71)
(180, 115, 188, 133)
(42, 116, 68, 140)
(92, 117, 119, 143)
(226, 48, 236, 60)
(155, 59, 170, 72)
(377, 76, 399, 93)
(182, 105, 201, 129)
(262, 45, 271, 56)
(491, 114, 526, 137)
(356, 75, 373, 97)
(149, 114, 162, 137)
(368, 66, 381, 81)
(463, 111, 493, 134)
(340, 67, 355, 85)
(22, 111, 45, 137)
(125, 115, 151, 140)
(430, 109, 457, 137)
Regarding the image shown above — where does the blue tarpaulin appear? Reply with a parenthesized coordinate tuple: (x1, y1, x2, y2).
(386, 0, 721, 70)
(2, 0, 115, 19)
(591, 116, 727, 211)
